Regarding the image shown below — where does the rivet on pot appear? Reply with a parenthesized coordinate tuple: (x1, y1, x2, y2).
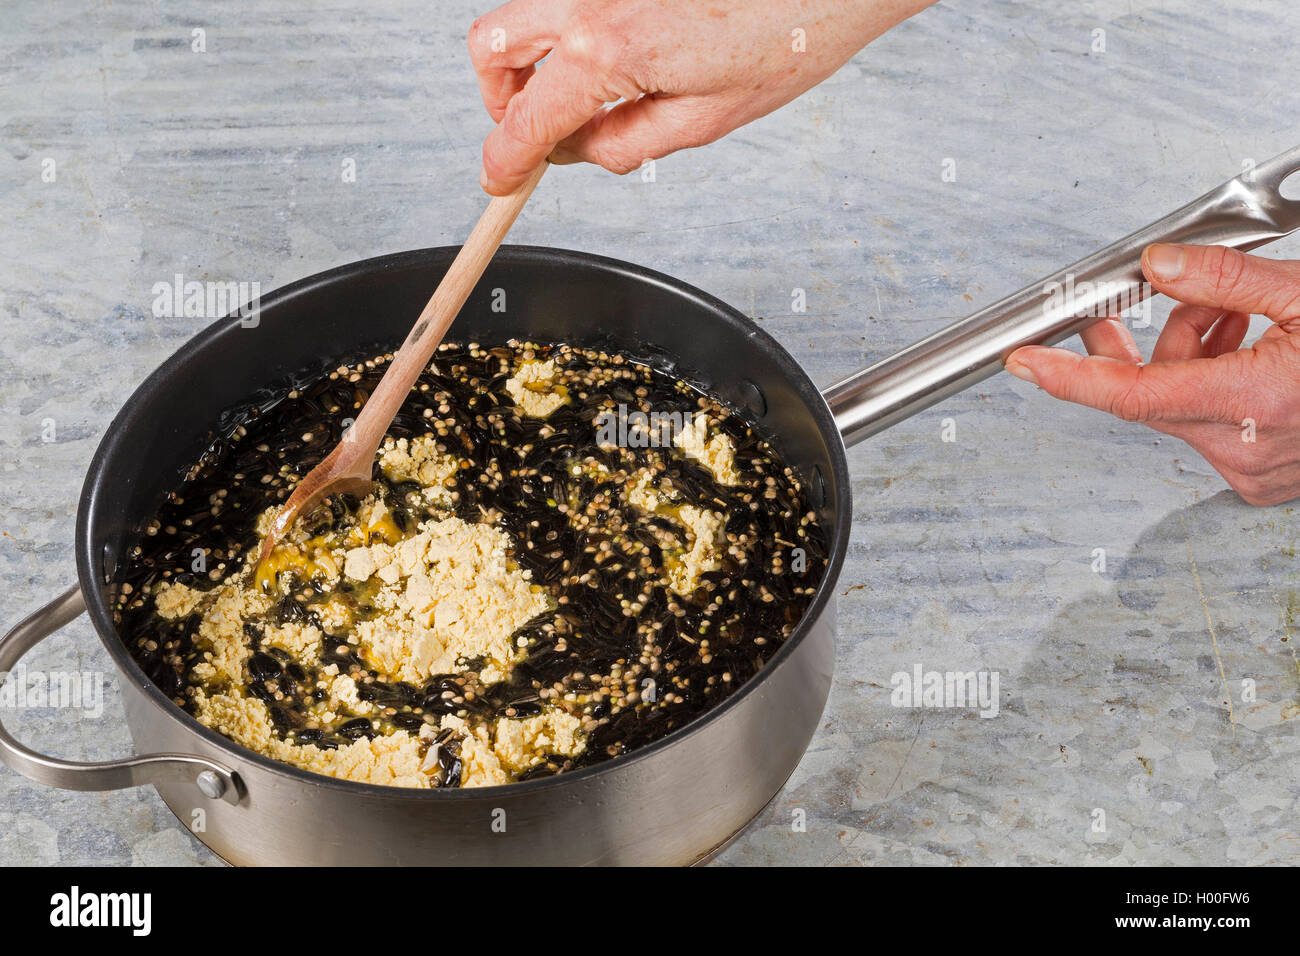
(810, 465, 826, 509)
(196, 770, 226, 799)
(737, 379, 767, 418)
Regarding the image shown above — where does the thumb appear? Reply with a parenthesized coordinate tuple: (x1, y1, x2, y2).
(1142, 244, 1300, 328)
(552, 93, 716, 175)
(480, 50, 605, 195)
(1005, 345, 1249, 425)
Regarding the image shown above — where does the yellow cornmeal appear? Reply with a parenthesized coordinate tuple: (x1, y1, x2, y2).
(377, 435, 459, 501)
(192, 688, 582, 789)
(258, 620, 322, 659)
(505, 358, 569, 418)
(154, 580, 204, 619)
(150, 434, 584, 789)
(176, 582, 276, 685)
(346, 516, 553, 684)
(627, 470, 726, 595)
(674, 413, 740, 486)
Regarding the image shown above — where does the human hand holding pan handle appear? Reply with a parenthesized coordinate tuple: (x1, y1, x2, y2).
(823, 146, 1300, 506)
(1006, 244, 1300, 505)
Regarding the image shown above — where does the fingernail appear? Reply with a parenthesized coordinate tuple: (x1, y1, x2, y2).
(1146, 243, 1185, 282)
(1005, 362, 1038, 385)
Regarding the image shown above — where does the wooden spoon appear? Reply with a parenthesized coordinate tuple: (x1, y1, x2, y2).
(257, 162, 548, 570)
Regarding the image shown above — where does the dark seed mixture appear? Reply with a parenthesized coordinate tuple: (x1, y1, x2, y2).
(114, 341, 829, 787)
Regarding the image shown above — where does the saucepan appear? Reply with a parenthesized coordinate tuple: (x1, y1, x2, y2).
(3, 149, 1299, 865)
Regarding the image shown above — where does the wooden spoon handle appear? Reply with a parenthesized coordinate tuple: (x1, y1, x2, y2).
(346, 162, 548, 457)
(257, 163, 547, 565)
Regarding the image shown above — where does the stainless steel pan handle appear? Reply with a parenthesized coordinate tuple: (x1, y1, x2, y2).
(824, 146, 1300, 446)
(0, 587, 243, 805)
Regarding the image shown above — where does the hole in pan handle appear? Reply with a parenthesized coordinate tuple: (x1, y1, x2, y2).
(0, 587, 244, 806)
(823, 145, 1300, 448)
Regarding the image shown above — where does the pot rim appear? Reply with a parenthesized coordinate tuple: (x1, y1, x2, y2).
(75, 244, 852, 801)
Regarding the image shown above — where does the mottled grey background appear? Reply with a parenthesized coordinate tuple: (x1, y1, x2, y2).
(1, 0, 1297, 866)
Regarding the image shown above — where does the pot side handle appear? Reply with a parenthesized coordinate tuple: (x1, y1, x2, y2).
(824, 145, 1300, 446)
(0, 587, 243, 806)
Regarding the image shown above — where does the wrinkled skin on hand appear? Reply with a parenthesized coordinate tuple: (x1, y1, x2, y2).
(468, 0, 934, 194)
(1007, 244, 1300, 506)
